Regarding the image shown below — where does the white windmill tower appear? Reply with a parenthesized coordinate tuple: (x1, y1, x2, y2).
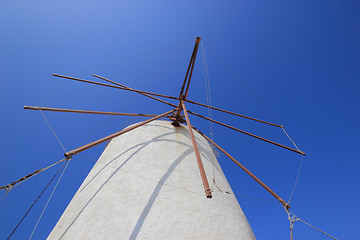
(3, 37, 307, 239)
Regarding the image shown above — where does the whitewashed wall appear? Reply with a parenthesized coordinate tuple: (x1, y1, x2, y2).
(48, 120, 255, 240)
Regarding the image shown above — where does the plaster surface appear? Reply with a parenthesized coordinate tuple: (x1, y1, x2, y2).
(48, 120, 255, 240)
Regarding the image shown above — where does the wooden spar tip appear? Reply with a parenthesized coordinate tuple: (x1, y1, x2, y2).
(23, 106, 178, 118)
(183, 99, 284, 128)
(52, 73, 180, 101)
(205, 188, 212, 198)
(188, 109, 306, 156)
(192, 126, 290, 208)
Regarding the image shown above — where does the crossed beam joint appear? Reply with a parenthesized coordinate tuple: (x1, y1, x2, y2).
(52, 73, 305, 156)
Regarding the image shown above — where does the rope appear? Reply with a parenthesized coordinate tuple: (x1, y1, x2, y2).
(284, 208, 338, 240)
(39, 81, 63, 105)
(7, 161, 68, 240)
(0, 189, 10, 203)
(200, 42, 216, 181)
(29, 158, 71, 240)
(285, 208, 300, 240)
(288, 155, 304, 204)
(200, 42, 214, 140)
(299, 218, 338, 240)
(0, 158, 68, 192)
(282, 127, 300, 151)
(40, 109, 67, 152)
(281, 127, 304, 204)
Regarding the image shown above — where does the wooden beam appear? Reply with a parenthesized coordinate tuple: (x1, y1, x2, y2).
(64, 109, 175, 157)
(187, 110, 305, 156)
(92, 74, 178, 109)
(0, 157, 69, 191)
(184, 99, 283, 128)
(24, 106, 175, 118)
(180, 37, 201, 98)
(181, 100, 212, 198)
(175, 37, 201, 119)
(192, 126, 290, 209)
(52, 74, 180, 101)
(184, 37, 201, 99)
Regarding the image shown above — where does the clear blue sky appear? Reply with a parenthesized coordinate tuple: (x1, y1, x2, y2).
(1, 1, 359, 239)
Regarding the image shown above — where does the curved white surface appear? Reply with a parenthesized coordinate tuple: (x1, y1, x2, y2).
(48, 120, 255, 240)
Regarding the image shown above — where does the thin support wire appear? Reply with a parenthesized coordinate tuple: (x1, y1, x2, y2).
(40, 109, 67, 152)
(282, 127, 300, 151)
(0, 189, 10, 203)
(39, 81, 63, 105)
(282, 126, 304, 204)
(6, 161, 68, 240)
(201, 42, 214, 139)
(299, 218, 338, 240)
(285, 208, 300, 240)
(28, 158, 71, 240)
(284, 208, 338, 240)
(288, 155, 304, 204)
(0, 158, 68, 192)
(201, 42, 216, 181)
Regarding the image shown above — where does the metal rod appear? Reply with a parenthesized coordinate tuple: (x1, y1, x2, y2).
(179, 39, 197, 97)
(92, 74, 279, 131)
(175, 37, 201, 119)
(24, 106, 175, 118)
(91, 75, 186, 126)
(184, 99, 283, 128)
(53, 74, 180, 101)
(64, 109, 175, 157)
(0, 158, 69, 190)
(188, 110, 305, 156)
(92, 74, 178, 109)
(181, 100, 212, 198)
(184, 37, 201, 99)
(192, 126, 290, 209)
(174, 97, 184, 119)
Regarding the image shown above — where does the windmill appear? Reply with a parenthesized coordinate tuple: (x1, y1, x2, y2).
(3, 37, 327, 240)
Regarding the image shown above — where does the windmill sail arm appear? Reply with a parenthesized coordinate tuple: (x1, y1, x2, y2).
(183, 37, 201, 99)
(181, 100, 212, 198)
(24, 106, 175, 118)
(0, 157, 69, 191)
(188, 109, 305, 156)
(180, 37, 201, 97)
(64, 109, 175, 158)
(92, 74, 178, 109)
(192, 126, 290, 209)
(52, 73, 180, 101)
(184, 99, 282, 128)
